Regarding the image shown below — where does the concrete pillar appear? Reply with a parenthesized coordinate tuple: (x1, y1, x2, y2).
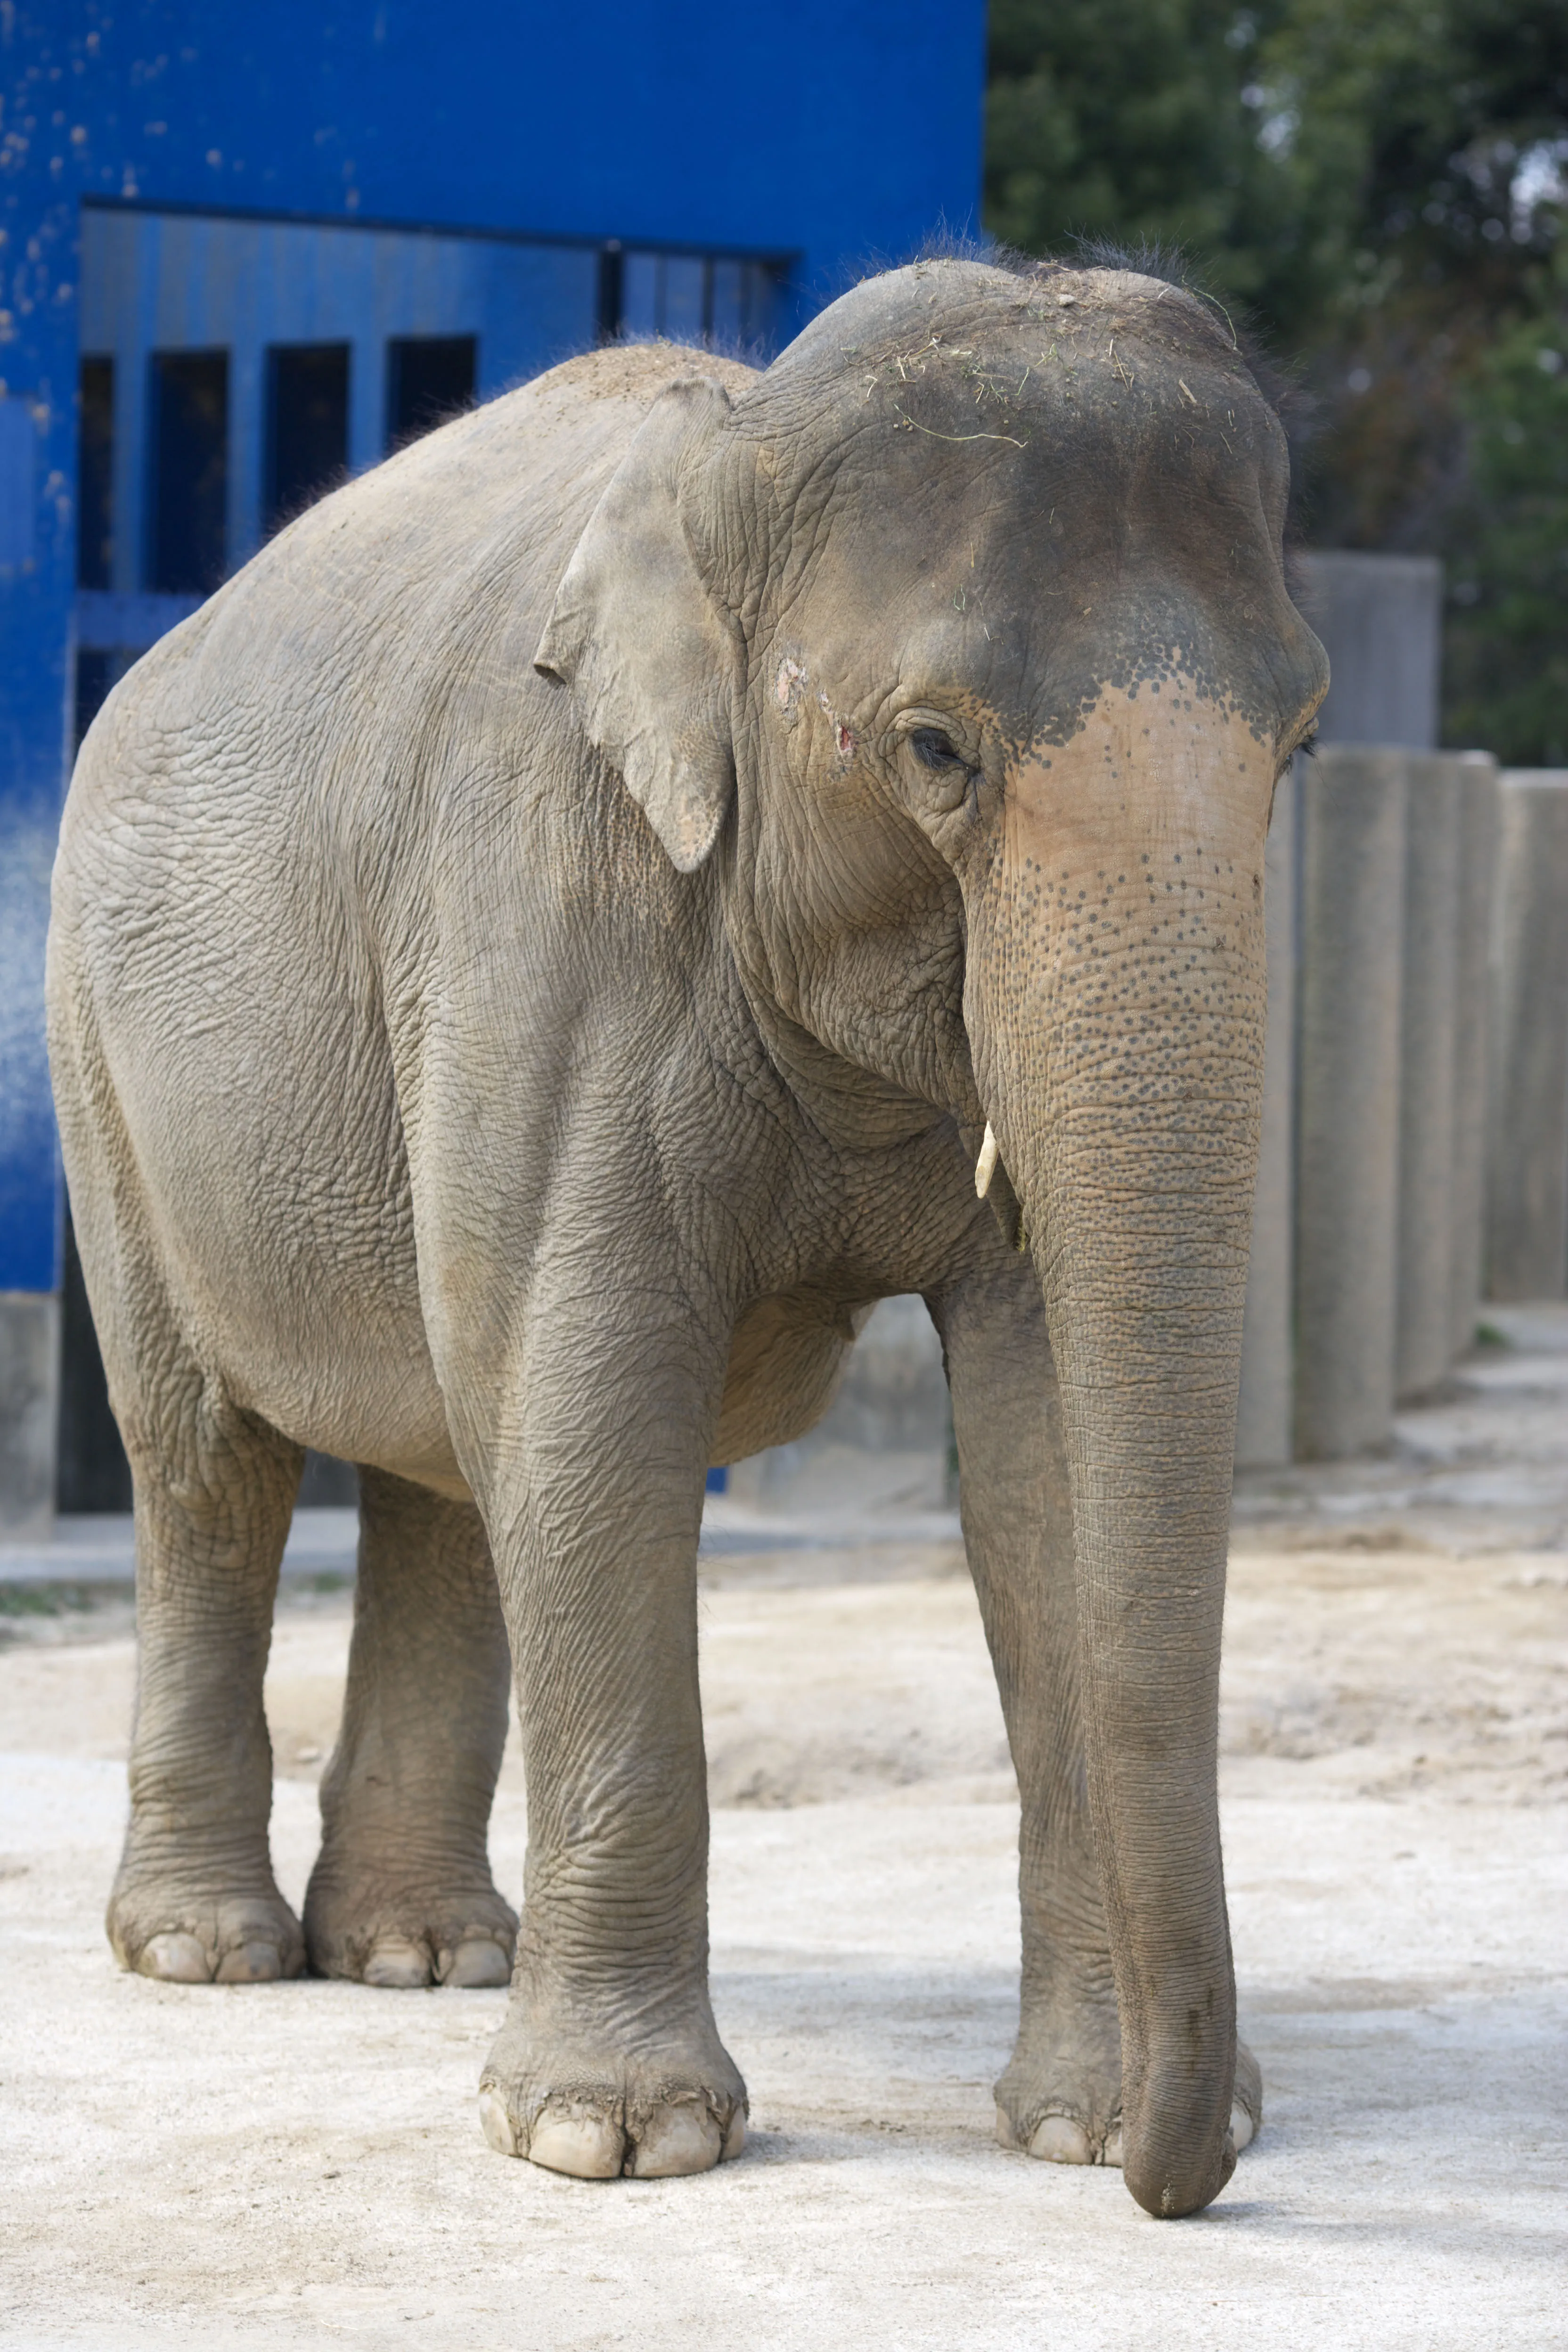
(1395, 754, 1463, 1399)
(1236, 762, 1296, 1467)
(1487, 772, 1568, 1301)
(1294, 552, 1443, 751)
(1450, 755, 1500, 1355)
(1294, 748, 1407, 1459)
(0, 1291, 59, 1542)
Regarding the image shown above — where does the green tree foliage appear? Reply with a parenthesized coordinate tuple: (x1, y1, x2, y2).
(984, 0, 1568, 759)
(985, 0, 1298, 309)
(1446, 261, 1568, 763)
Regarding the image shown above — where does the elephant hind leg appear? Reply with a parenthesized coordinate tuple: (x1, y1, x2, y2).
(303, 1468, 517, 1989)
(56, 944, 305, 1983)
(110, 1405, 308, 1984)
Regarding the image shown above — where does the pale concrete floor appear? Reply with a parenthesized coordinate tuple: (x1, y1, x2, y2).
(2, 1316, 1566, 2349)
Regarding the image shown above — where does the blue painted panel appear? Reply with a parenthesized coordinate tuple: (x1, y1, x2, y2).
(78, 208, 603, 574)
(0, 0, 984, 1298)
(5, 5, 982, 307)
(0, 401, 36, 570)
(0, 792, 63, 1290)
(75, 589, 201, 651)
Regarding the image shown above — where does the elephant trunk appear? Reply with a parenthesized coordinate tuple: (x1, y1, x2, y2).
(970, 714, 1271, 2216)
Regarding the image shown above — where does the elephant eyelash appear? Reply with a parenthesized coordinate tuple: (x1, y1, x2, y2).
(909, 727, 966, 770)
(1296, 726, 1320, 760)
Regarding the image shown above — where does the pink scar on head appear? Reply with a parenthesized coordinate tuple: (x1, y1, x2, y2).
(836, 722, 854, 757)
(775, 659, 806, 709)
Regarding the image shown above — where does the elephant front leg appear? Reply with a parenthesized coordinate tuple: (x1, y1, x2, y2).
(471, 1307, 746, 2181)
(933, 1255, 1261, 2167)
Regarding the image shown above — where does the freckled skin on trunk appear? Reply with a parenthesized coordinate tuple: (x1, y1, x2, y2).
(48, 258, 1324, 2213)
(967, 686, 1274, 2214)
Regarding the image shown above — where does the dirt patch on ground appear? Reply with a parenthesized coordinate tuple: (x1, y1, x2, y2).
(6, 1539, 1561, 1813)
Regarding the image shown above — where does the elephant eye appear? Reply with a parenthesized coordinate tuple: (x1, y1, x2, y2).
(909, 727, 964, 770)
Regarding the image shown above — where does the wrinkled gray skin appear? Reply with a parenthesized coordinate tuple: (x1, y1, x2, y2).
(49, 257, 1326, 2218)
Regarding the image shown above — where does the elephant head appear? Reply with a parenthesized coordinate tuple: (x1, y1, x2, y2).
(538, 256, 1327, 2216)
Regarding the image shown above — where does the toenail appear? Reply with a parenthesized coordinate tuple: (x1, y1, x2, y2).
(721, 2109, 746, 2161)
(1028, 2113, 1094, 2164)
(1102, 2125, 1124, 2167)
(478, 2088, 519, 2156)
(626, 2104, 723, 2178)
(363, 1937, 432, 1989)
(439, 1938, 511, 1989)
(138, 1932, 211, 1983)
(527, 2111, 624, 2180)
(215, 1941, 282, 1983)
(1230, 2102, 1256, 2154)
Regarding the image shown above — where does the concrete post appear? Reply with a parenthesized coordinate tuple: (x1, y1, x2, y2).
(1487, 772, 1568, 1301)
(1236, 762, 1296, 1467)
(1295, 552, 1443, 751)
(1395, 754, 1463, 1399)
(0, 1291, 60, 1542)
(1295, 748, 1408, 1459)
(1450, 755, 1500, 1356)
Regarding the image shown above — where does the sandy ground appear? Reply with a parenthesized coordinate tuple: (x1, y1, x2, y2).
(2, 1319, 1567, 2350)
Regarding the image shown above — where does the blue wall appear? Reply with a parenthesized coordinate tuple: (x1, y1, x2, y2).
(0, 1, 987, 1291)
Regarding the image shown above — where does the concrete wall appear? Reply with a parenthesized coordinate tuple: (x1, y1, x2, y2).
(1237, 550, 1449, 1465)
(1271, 554, 1531, 1459)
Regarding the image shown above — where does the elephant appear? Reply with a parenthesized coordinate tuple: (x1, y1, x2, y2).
(48, 252, 1326, 2220)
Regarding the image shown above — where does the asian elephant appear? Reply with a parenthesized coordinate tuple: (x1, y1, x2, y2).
(48, 253, 1326, 2220)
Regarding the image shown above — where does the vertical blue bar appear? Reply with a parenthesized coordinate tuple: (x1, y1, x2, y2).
(0, 353, 72, 1295)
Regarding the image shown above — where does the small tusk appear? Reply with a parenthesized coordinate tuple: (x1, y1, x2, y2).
(975, 1123, 1000, 1199)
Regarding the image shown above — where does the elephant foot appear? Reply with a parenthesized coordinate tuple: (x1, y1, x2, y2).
(478, 1999, 747, 2179)
(1231, 2035, 1263, 2153)
(996, 2007, 1262, 2166)
(108, 1869, 306, 1984)
(303, 1854, 518, 1989)
(994, 1988, 1125, 2165)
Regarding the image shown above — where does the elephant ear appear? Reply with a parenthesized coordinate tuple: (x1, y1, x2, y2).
(534, 376, 741, 874)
